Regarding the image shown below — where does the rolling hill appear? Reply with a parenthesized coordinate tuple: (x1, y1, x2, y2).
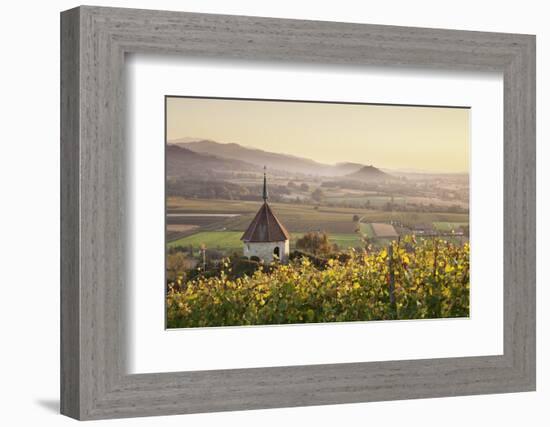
(331, 162, 366, 176)
(344, 165, 393, 182)
(171, 139, 364, 176)
(166, 144, 259, 177)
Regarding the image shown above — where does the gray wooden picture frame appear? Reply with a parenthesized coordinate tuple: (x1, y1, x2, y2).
(60, 5, 536, 420)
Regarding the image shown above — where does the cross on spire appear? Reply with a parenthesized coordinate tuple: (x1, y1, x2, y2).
(262, 166, 268, 202)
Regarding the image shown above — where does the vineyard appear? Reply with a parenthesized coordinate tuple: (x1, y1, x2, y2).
(166, 237, 470, 328)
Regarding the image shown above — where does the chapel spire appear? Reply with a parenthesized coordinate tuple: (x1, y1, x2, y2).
(241, 166, 290, 263)
(262, 166, 268, 202)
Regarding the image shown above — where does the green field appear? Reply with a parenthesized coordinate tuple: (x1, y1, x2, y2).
(168, 231, 243, 250)
(359, 222, 375, 238)
(325, 233, 363, 249)
(169, 231, 363, 253)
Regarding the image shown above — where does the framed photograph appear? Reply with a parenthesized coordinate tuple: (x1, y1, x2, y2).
(164, 96, 471, 329)
(61, 6, 536, 420)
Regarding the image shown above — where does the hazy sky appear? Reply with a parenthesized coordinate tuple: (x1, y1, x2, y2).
(166, 97, 470, 173)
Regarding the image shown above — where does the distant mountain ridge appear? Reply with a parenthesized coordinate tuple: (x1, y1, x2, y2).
(166, 144, 259, 177)
(173, 139, 327, 175)
(169, 139, 376, 177)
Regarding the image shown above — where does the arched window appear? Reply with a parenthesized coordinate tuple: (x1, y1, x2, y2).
(273, 246, 280, 257)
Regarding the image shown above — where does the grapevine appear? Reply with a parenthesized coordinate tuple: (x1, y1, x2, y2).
(166, 237, 469, 328)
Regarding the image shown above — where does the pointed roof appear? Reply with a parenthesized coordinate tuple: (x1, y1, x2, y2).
(241, 202, 290, 242)
(241, 167, 290, 242)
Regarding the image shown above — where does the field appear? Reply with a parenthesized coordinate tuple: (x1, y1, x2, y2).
(168, 231, 243, 250)
(168, 197, 359, 234)
(370, 222, 398, 237)
(325, 194, 406, 207)
(359, 222, 374, 238)
(166, 197, 469, 255)
(168, 198, 469, 230)
(169, 231, 363, 251)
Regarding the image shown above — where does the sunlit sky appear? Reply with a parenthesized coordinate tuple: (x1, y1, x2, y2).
(166, 96, 470, 173)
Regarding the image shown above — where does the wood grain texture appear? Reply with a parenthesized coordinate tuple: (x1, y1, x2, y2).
(60, 7, 80, 419)
(60, 6, 536, 420)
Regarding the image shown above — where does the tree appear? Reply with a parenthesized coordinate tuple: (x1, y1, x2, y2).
(311, 188, 324, 202)
(295, 231, 333, 256)
(166, 252, 195, 282)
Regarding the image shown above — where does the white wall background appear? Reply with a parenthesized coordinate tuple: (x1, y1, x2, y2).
(0, 0, 546, 425)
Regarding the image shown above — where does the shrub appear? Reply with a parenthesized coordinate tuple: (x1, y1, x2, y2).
(295, 231, 333, 256)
